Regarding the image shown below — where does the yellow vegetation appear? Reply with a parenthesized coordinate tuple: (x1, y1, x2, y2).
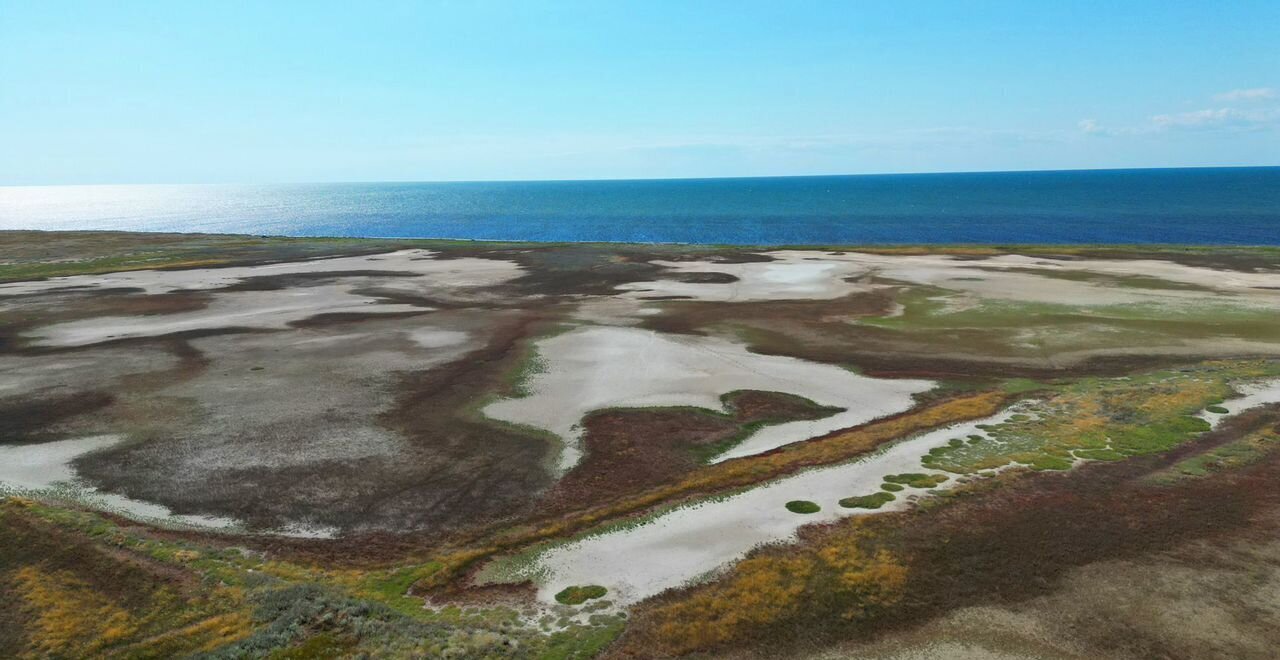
(420, 391, 1006, 591)
(11, 566, 138, 657)
(136, 611, 254, 655)
(171, 549, 201, 562)
(647, 522, 906, 654)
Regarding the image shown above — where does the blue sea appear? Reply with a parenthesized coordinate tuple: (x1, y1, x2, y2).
(1, 167, 1277, 245)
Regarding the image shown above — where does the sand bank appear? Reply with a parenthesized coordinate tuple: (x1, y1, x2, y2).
(620, 251, 1280, 308)
(483, 325, 932, 472)
(520, 405, 1027, 605)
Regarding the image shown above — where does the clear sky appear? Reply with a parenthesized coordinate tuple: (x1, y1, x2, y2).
(2, 1, 1277, 184)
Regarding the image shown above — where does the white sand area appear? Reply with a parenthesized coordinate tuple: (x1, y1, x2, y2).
(483, 325, 933, 472)
(521, 406, 1025, 605)
(618, 251, 1280, 308)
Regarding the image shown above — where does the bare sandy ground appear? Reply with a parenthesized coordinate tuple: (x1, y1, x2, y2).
(620, 250, 1280, 308)
(482, 325, 933, 472)
(5, 240, 1280, 543)
(8, 249, 525, 347)
(809, 534, 1280, 660)
(0, 434, 244, 531)
(0, 248, 523, 296)
(515, 405, 1027, 606)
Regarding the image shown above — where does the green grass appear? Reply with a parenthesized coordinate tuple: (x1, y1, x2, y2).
(922, 362, 1280, 475)
(1152, 428, 1280, 482)
(838, 492, 896, 509)
(883, 473, 949, 488)
(785, 500, 821, 514)
(880, 482, 905, 492)
(1206, 405, 1229, 414)
(554, 585, 608, 605)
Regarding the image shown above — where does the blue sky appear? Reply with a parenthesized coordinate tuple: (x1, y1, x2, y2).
(1, 1, 1277, 184)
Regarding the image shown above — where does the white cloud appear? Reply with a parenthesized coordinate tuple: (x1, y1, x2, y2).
(1151, 107, 1234, 128)
(1214, 87, 1276, 102)
(1079, 87, 1280, 138)
(1078, 119, 1103, 134)
(1150, 106, 1279, 131)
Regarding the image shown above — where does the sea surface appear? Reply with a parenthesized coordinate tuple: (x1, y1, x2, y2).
(1, 167, 1277, 245)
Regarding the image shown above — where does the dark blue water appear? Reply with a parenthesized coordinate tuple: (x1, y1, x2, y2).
(1, 167, 1277, 244)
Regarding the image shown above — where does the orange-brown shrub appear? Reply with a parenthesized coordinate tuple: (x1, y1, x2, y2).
(421, 392, 1005, 593)
(645, 523, 907, 655)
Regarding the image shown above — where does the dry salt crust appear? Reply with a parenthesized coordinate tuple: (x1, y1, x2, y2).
(520, 406, 1027, 606)
(151, 320, 480, 476)
(1198, 378, 1280, 429)
(24, 285, 421, 347)
(482, 325, 933, 472)
(0, 434, 343, 537)
(0, 249, 521, 296)
(0, 434, 245, 531)
(0, 348, 177, 398)
(618, 251, 1280, 308)
(7, 250, 524, 347)
(1, 312, 487, 536)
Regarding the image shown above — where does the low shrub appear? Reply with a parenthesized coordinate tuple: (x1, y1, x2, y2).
(785, 500, 821, 514)
(555, 585, 608, 605)
(883, 473, 949, 488)
(839, 492, 895, 509)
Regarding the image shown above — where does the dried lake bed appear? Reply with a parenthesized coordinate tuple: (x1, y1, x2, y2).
(4, 232, 1280, 658)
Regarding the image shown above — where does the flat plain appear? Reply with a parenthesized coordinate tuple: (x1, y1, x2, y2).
(3, 230, 1280, 659)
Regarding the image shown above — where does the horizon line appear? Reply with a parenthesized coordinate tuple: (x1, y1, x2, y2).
(3, 163, 1278, 189)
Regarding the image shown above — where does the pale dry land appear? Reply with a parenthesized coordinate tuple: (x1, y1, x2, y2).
(2, 232, 1280, 659)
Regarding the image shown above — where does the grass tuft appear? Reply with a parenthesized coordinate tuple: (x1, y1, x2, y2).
(785, 500, 821, 514)
(554, 585, 608, 605)
(883, 473, 950, 488)
(839, 492, 896, 509)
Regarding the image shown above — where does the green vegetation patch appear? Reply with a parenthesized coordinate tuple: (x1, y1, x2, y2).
(883, 472, 949, 488)
(785, 500, 821, 514)
(924, 361, 1280, 475)
(1206, 405, 1229, 414)
(1152, 427, 1280, 482)
(858, 284, 1280, 364)
(839, 492, 896, 509)
(0, 499, 625, 659)
(555, 585, 609, 605)
(880, 482, 905, 492)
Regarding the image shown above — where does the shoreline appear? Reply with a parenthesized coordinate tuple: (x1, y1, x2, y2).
(6, 227, 1280, 252)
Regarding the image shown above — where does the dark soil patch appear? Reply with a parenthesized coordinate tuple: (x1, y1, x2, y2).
(641, 291, 896, 337)
(535, 390, 840, 515)
(0, 391, 115, 444)
(618, 408, 1280, 658)
(219, 271, 425, 292)
(668, 272, 739, 284)
(732, 320, 1217, 381)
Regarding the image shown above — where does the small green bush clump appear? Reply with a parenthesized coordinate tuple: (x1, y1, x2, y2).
(555, 585, 608, 605)
(880, 482, 905, 492)
(1206, 405, 1229, 414)
(883, 473, 949, 488)
(839, 492, 895, 509)
(785, 500, 821, 514)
